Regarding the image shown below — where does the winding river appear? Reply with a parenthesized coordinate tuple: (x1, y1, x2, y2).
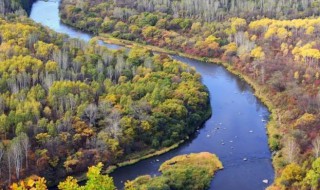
(30, 1, 274, 189)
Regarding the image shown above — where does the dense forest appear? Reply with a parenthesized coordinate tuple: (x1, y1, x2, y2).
(61, 0, 320, 23)
(59, 0, 320, 189)
(0, 9, 210, 188)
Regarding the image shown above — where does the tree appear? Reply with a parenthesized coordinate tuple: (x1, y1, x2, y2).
(9, 137, 23, 180)
(303, 158, 320, 189)
(10, 175, 47, 190)
(278, 163, 304, 187)
(313, 136, 320, 158)
(19, 133, 29, 169)
(58, 176, 80, 190)
(83, 104, 98, 126)
(58, 163, 116, 190)
(250, 46, 265, 60)
(0, 142, 4, 175)
(0, 114, 9, 139)
(84, 163, 116, 190)
(142, 26, 160, 38)
(283, 137, 300, 163)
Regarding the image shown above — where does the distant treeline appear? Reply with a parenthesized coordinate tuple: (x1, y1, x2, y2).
(114, 0, 320, 21)
(0, 0, 35, 15)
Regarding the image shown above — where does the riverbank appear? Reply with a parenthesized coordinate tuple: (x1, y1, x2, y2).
(98, 35, 277, 129)
(98, 33, 279, 177)
(72, 140, 186, 184)
(50, 104, 212, 187)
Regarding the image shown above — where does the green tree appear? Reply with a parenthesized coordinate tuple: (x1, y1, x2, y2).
(59, 163, 115, 190)
(303, 158, 320, 189)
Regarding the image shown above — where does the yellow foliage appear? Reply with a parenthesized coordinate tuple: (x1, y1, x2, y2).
(10, 175, 47, 190)
(34, 41, 57, 59)
(292, 42, 320, 62)
(159, 152, 223, 173)
(306, 26, 315, 35)
(264, 27, 277, 39)
(277, 27, 290, 39)
(249, 18, 273, 31)
(105, 94, 117, 105)
(204, 35, 220, 44)
(45, 61, 58, 73)
(250, 35, 257, 41)
(295, 113, 317, 127)
(294, 71, 299, 80)
(250, 46, 265, 60)
(222, 42, 237, 56)
(229, 17, 247, 34)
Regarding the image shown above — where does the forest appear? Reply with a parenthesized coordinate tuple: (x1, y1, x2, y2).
(0, 5, 210, 188)
(58, 0, 320, 189)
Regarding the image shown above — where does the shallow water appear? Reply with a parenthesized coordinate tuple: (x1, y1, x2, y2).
(30, 1, 274, 189)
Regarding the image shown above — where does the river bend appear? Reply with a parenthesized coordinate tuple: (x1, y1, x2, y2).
(30, 1, 274, 189)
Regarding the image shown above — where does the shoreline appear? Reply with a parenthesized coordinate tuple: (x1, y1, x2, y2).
(50, 105, 212, 187)
(97, 33, 278, 175)
(71, 139, 186, 184)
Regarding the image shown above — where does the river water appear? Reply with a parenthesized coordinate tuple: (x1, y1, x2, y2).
(30, 1, 274, 189)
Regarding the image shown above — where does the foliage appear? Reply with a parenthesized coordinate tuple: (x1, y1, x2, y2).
(125, 152, 223, 190)
(58, 163, 115, 190)
(0, 16, 210, 187)
(10, 175, 47, 190)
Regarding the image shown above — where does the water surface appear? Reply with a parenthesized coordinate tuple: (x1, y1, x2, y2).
(30, 1, 274, 189)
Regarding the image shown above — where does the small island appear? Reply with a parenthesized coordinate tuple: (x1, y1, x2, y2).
(125, 152, 223, 190)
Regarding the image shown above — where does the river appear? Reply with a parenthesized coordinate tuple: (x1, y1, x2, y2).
(29, 1, 274, 189)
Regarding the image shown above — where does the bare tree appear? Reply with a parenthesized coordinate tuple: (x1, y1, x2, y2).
(7, 148, 12, 184)
(312, 136, 320, 158)
(19, 133, 29, 169)
(0, 142, 4, 175)
(283, 137, 300, 163)
(108, 109, 122, 139)
(9, 138, 23, 180)
(106, 66, 114, 80)
(84, 104, 98, 126)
